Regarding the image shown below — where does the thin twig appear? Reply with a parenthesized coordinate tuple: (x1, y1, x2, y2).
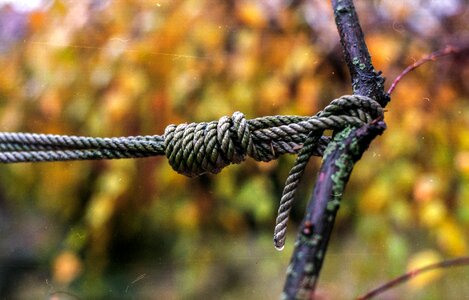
(358, 256, 469, 300)
(387, 46, 460, 95)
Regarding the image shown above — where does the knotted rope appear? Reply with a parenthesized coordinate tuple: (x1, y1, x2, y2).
(0, 95, 383, 249)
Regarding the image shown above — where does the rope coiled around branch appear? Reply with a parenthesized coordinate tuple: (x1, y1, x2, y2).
(0, 95, 383, 249)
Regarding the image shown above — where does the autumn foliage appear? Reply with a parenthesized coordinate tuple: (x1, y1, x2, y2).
(0, 1, 468, 299)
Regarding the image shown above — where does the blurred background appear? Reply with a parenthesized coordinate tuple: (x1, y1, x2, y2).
(0, 0, 468, 299)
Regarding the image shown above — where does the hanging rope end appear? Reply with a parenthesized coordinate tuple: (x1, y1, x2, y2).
(274, 237, 285, 251)
(274, 226, 287, 251)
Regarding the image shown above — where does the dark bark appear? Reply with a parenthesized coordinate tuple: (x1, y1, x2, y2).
(333, 0, 389, 106)
(281, 0, 390, 299)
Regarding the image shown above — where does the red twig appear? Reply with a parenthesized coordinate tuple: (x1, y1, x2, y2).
(387, 46, 460, 95)
(357, 256, 469, 300)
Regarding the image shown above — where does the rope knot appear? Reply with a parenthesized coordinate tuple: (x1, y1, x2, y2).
(164, 112, 258, 177)
(163, 95, 382, 180)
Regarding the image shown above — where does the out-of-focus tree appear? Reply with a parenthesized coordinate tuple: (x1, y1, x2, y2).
(0, 0, 468, 298)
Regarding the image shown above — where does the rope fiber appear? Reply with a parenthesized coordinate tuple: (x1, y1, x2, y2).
(0, 95, 383, 249)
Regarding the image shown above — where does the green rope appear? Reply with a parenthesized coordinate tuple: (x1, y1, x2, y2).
(0, 95, 383, 249)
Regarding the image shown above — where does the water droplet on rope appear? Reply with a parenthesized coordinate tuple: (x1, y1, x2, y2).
(275, 244, 285, 251)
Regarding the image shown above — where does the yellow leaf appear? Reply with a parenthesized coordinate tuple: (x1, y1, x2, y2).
(406, 250, 442, 290)
(366, 33, 400, 70)
(419, 200, 447, 228)
(86, 194, 114, 229)
(436, 220, 468, 256)
(413, 174, 441, 203)
(53, 251, 83, 285)
(28, 11, 46, 31)
(259, 76, 289, 112)
(236, 2, 267, 29)
(455, 151, 469, 175)
(175, 201, 199, 230)
(296, 77, 319, 115)
(393, 78, 426, 109)
(359, 179, 390, 214)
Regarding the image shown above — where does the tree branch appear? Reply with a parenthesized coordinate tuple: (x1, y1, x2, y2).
(333, 0, 389, 106)
(281, 0, 389, 298)
(282, 120, 386, 299)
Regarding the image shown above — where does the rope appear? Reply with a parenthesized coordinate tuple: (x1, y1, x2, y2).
(272, 95, 383, 249)
(0, 95, 383, 249)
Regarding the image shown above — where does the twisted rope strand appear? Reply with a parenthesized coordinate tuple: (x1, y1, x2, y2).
(0, 95, 383, 249)
(273, 133, 321, 250)
(0, 133, 165, 153)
